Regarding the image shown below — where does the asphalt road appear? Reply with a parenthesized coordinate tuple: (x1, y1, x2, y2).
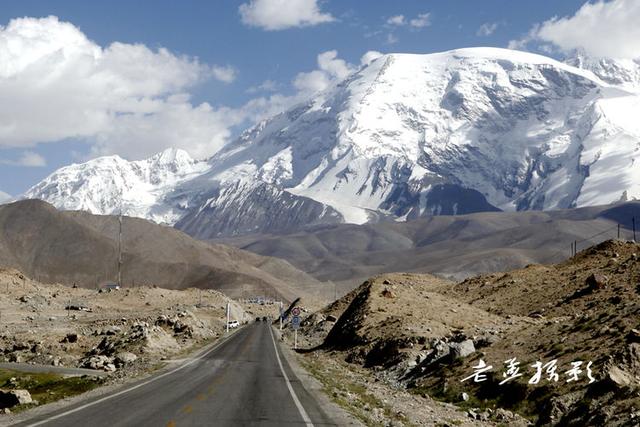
(15, 324, 336, 427)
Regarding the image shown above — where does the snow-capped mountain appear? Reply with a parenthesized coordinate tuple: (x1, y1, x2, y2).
(24, 148, 209, 224)
(24, 48, 640, 238)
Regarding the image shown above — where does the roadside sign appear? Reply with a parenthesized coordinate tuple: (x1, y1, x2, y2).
(292, 307, 301, 316)
(291, 315, 301, 330)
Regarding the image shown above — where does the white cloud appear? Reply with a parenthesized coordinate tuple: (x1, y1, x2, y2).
(477, 22, 498, 36)
(1, 150, 46, 167)
(211, 65, 237, 83)
(0, 16, 240, 160)
(20, 151, 46, 167)
(239, 0, 334, 31)
(360, 50, 384, 66)
(293, 50, 355, 94)
(510, 0, 640, 58)
(410, 13, 431, 28)
(386, 15, 405, 26)
(386, 12, 430, 28)
(0, 190, 11, 203)
(386, 33, 399, 45)
(246, 79, 279, 94)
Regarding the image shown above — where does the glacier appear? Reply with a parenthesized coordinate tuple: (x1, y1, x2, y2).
(24, 47, 640, 238)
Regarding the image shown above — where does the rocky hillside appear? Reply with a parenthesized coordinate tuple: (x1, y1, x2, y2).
(221, 201, 640, 286)
(296, 239, 640, 426)
(24, 48, 640, 237)
(0, 200, 327, 302)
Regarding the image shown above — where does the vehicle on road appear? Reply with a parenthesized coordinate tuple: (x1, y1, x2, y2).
(227, 320, 239, 328)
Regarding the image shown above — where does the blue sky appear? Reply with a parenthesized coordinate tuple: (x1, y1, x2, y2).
(0, 0, 611, 196)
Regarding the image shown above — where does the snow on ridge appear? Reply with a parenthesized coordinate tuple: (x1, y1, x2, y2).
(23, 47, 640, 236)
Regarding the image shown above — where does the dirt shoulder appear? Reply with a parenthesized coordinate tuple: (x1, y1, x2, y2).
(0, 268, 249, 420)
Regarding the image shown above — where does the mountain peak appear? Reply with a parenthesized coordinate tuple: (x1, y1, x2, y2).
(24, 48, 640, 237)
(150, 147, 195, 165)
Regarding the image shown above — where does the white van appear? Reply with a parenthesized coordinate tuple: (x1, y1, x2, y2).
(227, 320, 239, 329)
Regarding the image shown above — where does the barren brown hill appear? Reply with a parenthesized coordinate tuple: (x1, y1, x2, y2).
(218, 202, 640, 291)
(0, 200, 327, 303)
(293, 239, 640, 426)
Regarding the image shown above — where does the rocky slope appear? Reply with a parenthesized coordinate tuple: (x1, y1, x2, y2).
(0, 200, 327, 302)
(291, 239, 640, 426)
(24, 48, 640, 237)
(220, 201, 640, 286)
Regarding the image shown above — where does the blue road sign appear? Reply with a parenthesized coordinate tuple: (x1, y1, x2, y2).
(291, 315, 301, 330)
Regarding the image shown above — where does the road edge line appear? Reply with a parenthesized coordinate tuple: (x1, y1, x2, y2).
(21, 328, 243, 427)
(268, 326, 314, 427)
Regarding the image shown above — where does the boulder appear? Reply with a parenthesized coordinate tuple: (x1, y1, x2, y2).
(0, 389, 32, 408)
(626, 329, 640, 343)
(380, 288, 396, 298)
(81, 355, 114, 371)
(586, 273, 608, 290)
(114, 352, 138, 367)
(605, 366, 634, 389)
(449, 340, 476, 359)
(62, 333, 78, 344)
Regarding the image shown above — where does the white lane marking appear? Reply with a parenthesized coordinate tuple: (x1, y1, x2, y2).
(268, 326, 314, 427)
(24, 330, 241, 427)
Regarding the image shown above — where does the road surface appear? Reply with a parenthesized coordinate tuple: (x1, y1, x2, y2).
(15, 323, 336, 427)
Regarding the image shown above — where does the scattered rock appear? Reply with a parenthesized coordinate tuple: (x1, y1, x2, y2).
(0, 389, 32, 408)
(114, 352, 138, 367)
(62, 332, 78, 343)
(326, 315, 337, 322)
(586, 273, 608, 291)
(461, 392, 469, 401)
(81, 355, 115, 371)
(449, 340, 475, 359)
(381, 288, 396, 299)
(626, 329, 640, 343)
(605, 366, 634, 389)
(494, 408, 516, 421)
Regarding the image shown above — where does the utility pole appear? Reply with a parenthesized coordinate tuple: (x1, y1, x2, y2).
(117, 212, 123, 288)
(633, 217, 636, 242)
(226, 302, 230, 333)
(617, 224, 620, 239)
(117, 189, 123, 289)
(279, 301, 283, 331)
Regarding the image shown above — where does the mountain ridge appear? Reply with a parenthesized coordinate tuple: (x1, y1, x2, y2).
(23, 47, 640, 237)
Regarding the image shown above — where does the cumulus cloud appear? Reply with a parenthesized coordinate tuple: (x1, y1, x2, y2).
(360, 50, 384, 66)
(509, 0, 640, 58)
(293, 50, 355, 94)
(246, 79, 279, 94)
(409, 13, 431, 28)
(211, 65, 237, 83)
(0, 150, 47, 167)
(0, 190, 11, 203)
(386, 12, 430, 28)
(477, 22, 498, 36)
(0, 16, 239, 160)
(386, 15, 405, 26)
(239, 0, 334, 30)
